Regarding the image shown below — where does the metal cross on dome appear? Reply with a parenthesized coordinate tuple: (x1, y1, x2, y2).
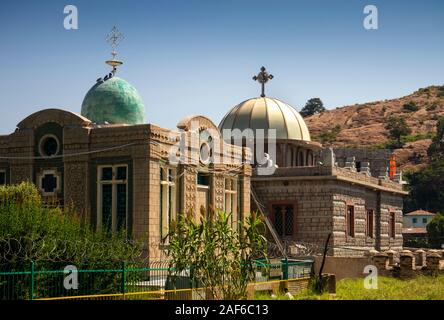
(253, 66, 274, 97)
(106, 26, 124, 60)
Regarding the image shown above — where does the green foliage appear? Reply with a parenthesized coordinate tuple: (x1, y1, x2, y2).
(437, 86, 444, 98)
(310, 274, 329, 294)
(0, 183, 143, 299)
(401, 132, 435, 144)
(300, 98, 325, 118)
(403, 237, 430, 248)
(385, 116, 412, 148)
(428, 116, 444, 161)
(167, 208, 267, 300)
(0, 183, 142, 268)
(427, 213, 444, 249)
(404, 160, 444, 214)
(403, 102, 420, 112)
(316, 125, 341, 145)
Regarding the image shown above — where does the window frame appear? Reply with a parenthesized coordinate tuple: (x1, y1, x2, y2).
(366, 209, 374, 239)
(269, 201, 297, 239)
(389, 212, 396, 239)
(224, 178, 238, 226)
(97, 165, 128, 233)
(346, 205, 355, 238)
(37, 169, 61, 196)
(160, 166, 177, 241)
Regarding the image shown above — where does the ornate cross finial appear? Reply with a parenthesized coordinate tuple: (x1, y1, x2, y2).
(105, 26, 124, 73)
(253, 66, 274, 97)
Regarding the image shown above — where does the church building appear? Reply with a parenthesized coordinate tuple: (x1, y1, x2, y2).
(0, 31, 407, 258)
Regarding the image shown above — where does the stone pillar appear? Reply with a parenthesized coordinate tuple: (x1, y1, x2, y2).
(385, 249, 397, 266)
(399, 250, 415, 279)
(322, 148, 335, 168)
(360, 162, 371, 176)
(378, 167, 389, 180)
(372, 252, 389, 275)
(425, 252, 441, 276)
(344, 157, 356, 171)
(414, 249, 426, 268)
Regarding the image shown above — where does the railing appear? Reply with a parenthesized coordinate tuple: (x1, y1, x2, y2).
(0, 259, 313, 300)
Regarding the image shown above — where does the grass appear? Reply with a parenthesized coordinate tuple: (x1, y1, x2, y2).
(255, 276, 444, 300)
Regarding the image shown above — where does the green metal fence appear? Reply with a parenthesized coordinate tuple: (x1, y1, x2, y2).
(0, 259, 313, 300)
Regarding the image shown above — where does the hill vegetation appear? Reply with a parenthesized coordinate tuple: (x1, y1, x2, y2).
(305, 85, 444, 171)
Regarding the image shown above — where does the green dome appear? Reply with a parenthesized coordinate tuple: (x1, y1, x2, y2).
(81, 77, 145, 125)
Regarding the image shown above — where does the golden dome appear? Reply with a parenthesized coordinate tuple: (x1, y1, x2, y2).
(218, 97, 311, 141)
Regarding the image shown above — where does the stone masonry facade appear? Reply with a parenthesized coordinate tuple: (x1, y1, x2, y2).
(0, 109, 252, 260)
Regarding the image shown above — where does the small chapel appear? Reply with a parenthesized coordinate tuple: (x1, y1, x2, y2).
(0, 29, 407, 259)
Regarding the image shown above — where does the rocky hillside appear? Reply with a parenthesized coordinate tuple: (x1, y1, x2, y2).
(305, 85, 444, 171)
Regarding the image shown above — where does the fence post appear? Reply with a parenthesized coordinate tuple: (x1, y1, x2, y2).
(29, 261, 35, 300)
(121, 261, 126, 299)
(282, 258, 288, 280)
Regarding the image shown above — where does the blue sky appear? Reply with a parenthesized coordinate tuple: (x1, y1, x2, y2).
(1, 0, 443, 134)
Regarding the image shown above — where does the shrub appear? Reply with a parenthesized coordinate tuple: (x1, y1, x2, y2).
(167, 207, 267, 300)
(427, 213, 444, 249)
(0, 183, 142, 267)
(0, 183, 143, 299)
(316, 125, 341, 145)
(403, 102, 420, 112)
(385, 116, 412, 148)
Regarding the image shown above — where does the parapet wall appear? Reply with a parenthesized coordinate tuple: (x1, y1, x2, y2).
(314, 249, 444, 280)
(371, 249, 444, 279)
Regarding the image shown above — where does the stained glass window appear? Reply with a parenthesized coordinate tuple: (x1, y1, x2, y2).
(98, 165, 128, 233)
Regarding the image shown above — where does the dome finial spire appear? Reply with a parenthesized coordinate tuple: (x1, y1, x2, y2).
(252, 66, 274, 97)
(105, 26, 124, 75)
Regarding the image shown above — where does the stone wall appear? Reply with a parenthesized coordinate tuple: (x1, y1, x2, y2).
(0, 109, 252, 262)
(313, 256, 372, 280)
(371, 249, 444, 278)
(253, 173, 404, 257)
(252, 179, 334, 248)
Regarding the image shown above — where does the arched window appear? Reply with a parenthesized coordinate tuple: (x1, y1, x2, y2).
(307, 151, 313, 166)
(286, 147, 293, 167)
(298, 151, 305, 167)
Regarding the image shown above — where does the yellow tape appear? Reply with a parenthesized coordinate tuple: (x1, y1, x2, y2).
(36, 277, 310, 300)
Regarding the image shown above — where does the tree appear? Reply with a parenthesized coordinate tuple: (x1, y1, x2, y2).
(404, 160, 444, 214)
(0, 183, 143, 299)
(300, 98, 325, 118)
(428, 116, 444, 161)
(385, 116, 411, 148)
(427, 213, 444, 249)
(167, 207, 267, 300)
